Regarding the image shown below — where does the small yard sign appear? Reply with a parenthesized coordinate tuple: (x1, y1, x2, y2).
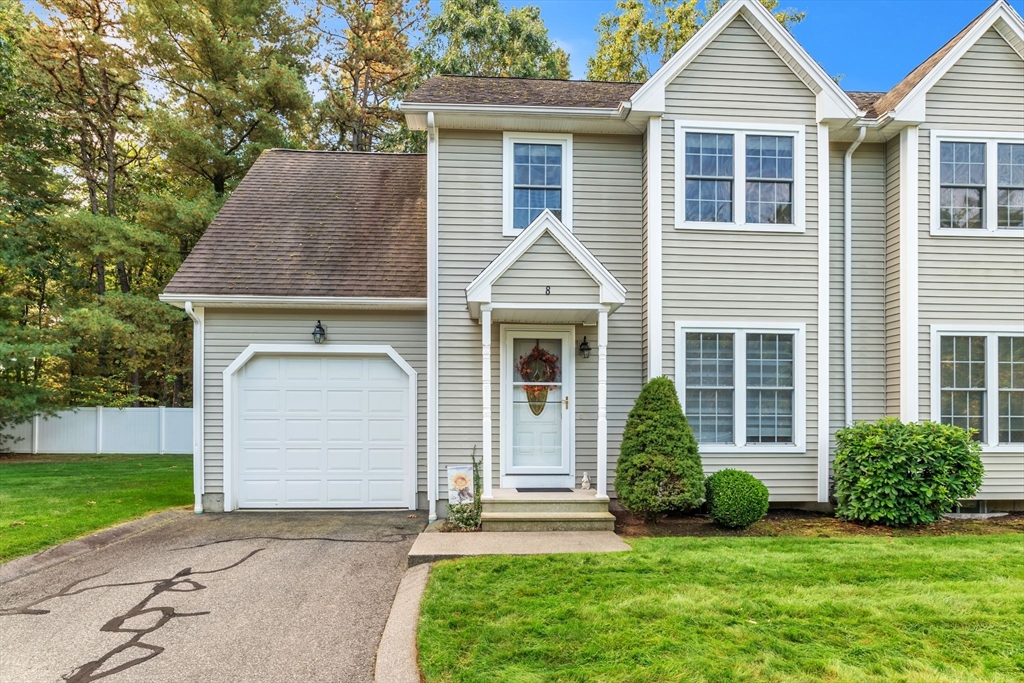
(447, 465, 474, 505)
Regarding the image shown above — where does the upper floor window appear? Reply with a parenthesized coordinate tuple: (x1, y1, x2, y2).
(676, 121, 805, 233)
(930, 131, 1024, 236)
(931, 328, 1024, 447)
(676, 322, 806, 453)
(503, 133, 572, 237)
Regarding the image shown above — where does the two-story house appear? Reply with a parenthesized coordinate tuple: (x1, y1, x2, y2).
(161, 0, 1024, 526)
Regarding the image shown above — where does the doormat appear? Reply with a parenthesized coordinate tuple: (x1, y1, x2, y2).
(516, 488, 573, 493)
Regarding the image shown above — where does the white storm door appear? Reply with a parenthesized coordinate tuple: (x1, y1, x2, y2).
(503, 329, 573, 484)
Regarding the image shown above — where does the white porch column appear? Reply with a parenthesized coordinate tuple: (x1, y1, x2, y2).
(481, 306, 493, 498)
(597, 307, 609, 500)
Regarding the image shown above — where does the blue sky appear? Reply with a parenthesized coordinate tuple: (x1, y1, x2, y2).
(502, 0, 1023, 89)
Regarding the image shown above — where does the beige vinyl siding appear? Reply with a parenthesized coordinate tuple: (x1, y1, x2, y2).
(641, 129, 650, 380)
(917, 30, 1024, 498)
(660, 14, 820, 501)
(884, 137, 902, 417)
(437, 130, 643, 496)
(491, 233, 600, 303)
(828, 143, 887, 452)
(925, 29, 1024, 130)
(201, 309, 427, 495)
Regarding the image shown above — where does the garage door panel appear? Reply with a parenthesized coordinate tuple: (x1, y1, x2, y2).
(236, 353, 413, 509)
(367, 389, 406, 413)
(367, 480, 405, 504)
(327, 390, 364, 413)
(240, 448, 282, 473)
(327, 479, 364, 503)
(367, 358, 407, 382)
(284, 448, 321, 472)
(240, 479, 281, 504)
(284, 390, 322, 413)
(243, 356, 280, 381)
(327, 448, 363, 471)
(325, 357, 364, 381)
(242, 389, 279, 412)
(284, 479, 324, 504)
(368, 419, 406, 443)
(283, 357, 321, 380)
(242, 418, 280, 441)
(368, 448, 404, 472)
(285, 418, 322, 443)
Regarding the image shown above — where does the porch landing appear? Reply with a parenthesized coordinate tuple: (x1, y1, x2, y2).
(481, 488, 615, 532)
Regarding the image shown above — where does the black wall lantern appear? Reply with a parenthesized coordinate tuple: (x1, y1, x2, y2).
(312, 320, 327, 344)
(579, 336, 591, 359)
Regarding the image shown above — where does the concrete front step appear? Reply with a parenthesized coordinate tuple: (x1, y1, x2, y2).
(481, 511, 616, 532)
(482, 499, 610, 514)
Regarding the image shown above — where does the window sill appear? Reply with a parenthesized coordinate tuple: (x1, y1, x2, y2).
(980, 443, 1024, 454)
(676, 221, 805, 234)
(698, 443, 807, 454)
(929, 227, 1024, 238)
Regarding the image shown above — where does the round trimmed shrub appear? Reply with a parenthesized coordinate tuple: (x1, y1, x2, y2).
(705, 469, 769, 529)
(833, 418, 983, 526)
(615, 377, 704, 521)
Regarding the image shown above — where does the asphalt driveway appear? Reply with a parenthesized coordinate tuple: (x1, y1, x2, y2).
(0, 510, 425, 683)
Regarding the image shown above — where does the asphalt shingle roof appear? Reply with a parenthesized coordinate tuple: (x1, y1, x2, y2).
(163, 150, 426, 299)
(404, 75, 641, 109)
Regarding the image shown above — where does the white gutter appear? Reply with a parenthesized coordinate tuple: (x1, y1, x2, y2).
(426, 111, 439, 523)
(185, 302, 204, 513)
(159, 294, 427, 311)
(843, 126, 867, 426)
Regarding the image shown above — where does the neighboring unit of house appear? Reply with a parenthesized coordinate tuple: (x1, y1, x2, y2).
(161, 0, 1024, 524)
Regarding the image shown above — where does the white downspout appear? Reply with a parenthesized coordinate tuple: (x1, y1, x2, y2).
(185, 301, 204, 513)
(426, 112, 439, 523)
(844, 127, 867, 426)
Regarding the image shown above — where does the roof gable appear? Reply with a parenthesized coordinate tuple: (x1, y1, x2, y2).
(629, 0, 859, 121)
(874, 0, 1024, 121)
(466, 210, 626, 318)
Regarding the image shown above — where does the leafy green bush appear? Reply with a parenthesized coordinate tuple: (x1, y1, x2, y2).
(615, 377, 704, 521)
(833, 418, 984, 526)
(705, 469, 769, 528)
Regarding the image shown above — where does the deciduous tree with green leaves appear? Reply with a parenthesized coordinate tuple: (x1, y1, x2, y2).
(587, 0, 805, 82)
(418, 0, 570, 79)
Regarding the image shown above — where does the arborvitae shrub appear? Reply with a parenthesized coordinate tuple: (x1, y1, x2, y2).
(614, 377, 704, 521)
(833, 418, 984, 526)
(705, 469, 769, 529)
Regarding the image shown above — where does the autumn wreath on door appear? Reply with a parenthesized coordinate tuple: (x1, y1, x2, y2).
(517, 343, 560, 416)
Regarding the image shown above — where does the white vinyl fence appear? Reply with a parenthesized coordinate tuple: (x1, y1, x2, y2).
(4, 407, 193, 455)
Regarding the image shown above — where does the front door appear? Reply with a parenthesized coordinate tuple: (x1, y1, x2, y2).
(502, 327, 574, 489)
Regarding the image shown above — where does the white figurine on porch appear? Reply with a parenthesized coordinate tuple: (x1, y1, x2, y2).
(581, 472, 591, 490)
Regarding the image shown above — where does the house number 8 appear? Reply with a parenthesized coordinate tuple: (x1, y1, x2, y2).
(545, 286, 551, 295)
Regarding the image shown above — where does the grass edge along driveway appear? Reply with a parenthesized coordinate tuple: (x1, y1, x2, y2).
(0, 453, 192, 562)
(419, 535, 1024, 683)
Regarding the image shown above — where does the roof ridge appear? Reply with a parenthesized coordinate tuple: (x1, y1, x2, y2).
(264, 149, 426, 156)
(432, 74, 642, 86)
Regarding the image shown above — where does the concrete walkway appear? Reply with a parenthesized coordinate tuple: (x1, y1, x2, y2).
(407, 530, 630, 567)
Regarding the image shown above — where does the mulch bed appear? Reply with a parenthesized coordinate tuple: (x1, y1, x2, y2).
(613, 507, 1024, 538)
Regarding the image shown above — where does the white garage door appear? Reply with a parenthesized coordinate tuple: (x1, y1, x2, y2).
(235, 354, 413, 508)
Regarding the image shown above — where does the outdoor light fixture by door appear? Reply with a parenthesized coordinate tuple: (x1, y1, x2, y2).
(579, 336, 591, 359)
(312, 320, 327, 344)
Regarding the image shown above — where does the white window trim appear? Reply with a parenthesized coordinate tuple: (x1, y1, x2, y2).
(674, 120, 806, 233)
(929, 325, 1024, 452)
(674, 321, 807, 454)
(929, 129, 1024, 237)
(502, 132, 573, 237)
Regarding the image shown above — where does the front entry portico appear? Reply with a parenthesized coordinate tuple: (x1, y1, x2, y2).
(466, 210, 627, 502)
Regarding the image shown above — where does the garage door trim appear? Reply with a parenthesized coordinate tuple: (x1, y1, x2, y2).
(222, 344, 417, 512)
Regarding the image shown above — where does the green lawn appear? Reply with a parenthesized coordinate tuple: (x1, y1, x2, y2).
(419, 535, 1024, 683)
(0, 454, 192, 562)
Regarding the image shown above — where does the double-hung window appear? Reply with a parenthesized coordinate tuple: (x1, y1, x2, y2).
(931, 131, 1024, 235)
(503, 133, 572, 236)
(932, 328, 1024, 447)
(677, 323, 806, 452)
(676, 121, 805, 232)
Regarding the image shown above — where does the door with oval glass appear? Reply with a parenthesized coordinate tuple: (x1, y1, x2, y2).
(502, 327, 574, 489)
